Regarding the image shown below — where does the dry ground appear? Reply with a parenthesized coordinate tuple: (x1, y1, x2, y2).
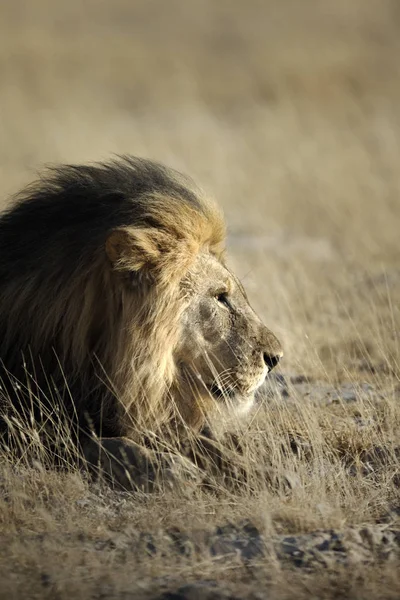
(0, 0, 399, 598)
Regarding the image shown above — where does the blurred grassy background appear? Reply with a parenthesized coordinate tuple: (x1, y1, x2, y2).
(0, 0, 399, 379)
(1, 4, 400, 597)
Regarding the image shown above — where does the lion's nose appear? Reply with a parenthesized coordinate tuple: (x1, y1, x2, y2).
(263, 351, 282, 372)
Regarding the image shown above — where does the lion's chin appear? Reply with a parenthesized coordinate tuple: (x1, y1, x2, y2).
(231, 395, 256, 416)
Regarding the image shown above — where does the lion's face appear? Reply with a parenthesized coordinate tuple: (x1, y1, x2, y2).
(176, 252, 282, 421)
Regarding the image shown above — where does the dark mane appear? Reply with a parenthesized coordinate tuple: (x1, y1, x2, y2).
(0, 156, 202, 279)
(0, 156, 225, 447)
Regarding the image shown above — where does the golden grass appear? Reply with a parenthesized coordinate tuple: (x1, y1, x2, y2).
(0, 0, 399, 597)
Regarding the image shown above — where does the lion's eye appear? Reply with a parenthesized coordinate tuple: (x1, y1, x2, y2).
(215, 292, 230, 309)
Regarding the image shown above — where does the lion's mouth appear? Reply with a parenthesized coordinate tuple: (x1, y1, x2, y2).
(208, 384, 237, 401)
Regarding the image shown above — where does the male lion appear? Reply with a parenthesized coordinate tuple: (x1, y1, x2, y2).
(0, 157, 282, 490)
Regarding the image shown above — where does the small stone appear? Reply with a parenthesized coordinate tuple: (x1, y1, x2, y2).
(75, 498, 90, 508)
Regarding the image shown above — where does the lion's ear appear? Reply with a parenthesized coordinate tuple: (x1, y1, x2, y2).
(106, 228, 162, 272)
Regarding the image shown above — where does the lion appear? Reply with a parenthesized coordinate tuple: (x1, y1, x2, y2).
(0, 156, 282, 490)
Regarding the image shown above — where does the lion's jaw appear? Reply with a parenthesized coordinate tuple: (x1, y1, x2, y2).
(174, 252, 282, 429)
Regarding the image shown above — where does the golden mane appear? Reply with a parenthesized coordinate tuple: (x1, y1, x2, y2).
(0, 157, 225, 442)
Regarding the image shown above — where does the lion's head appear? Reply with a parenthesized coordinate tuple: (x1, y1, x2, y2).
(174, 251, 282, 429)
(0, 157, 281, 443)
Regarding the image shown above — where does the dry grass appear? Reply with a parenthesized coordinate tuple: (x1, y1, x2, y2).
(0, 0, 399, 598)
